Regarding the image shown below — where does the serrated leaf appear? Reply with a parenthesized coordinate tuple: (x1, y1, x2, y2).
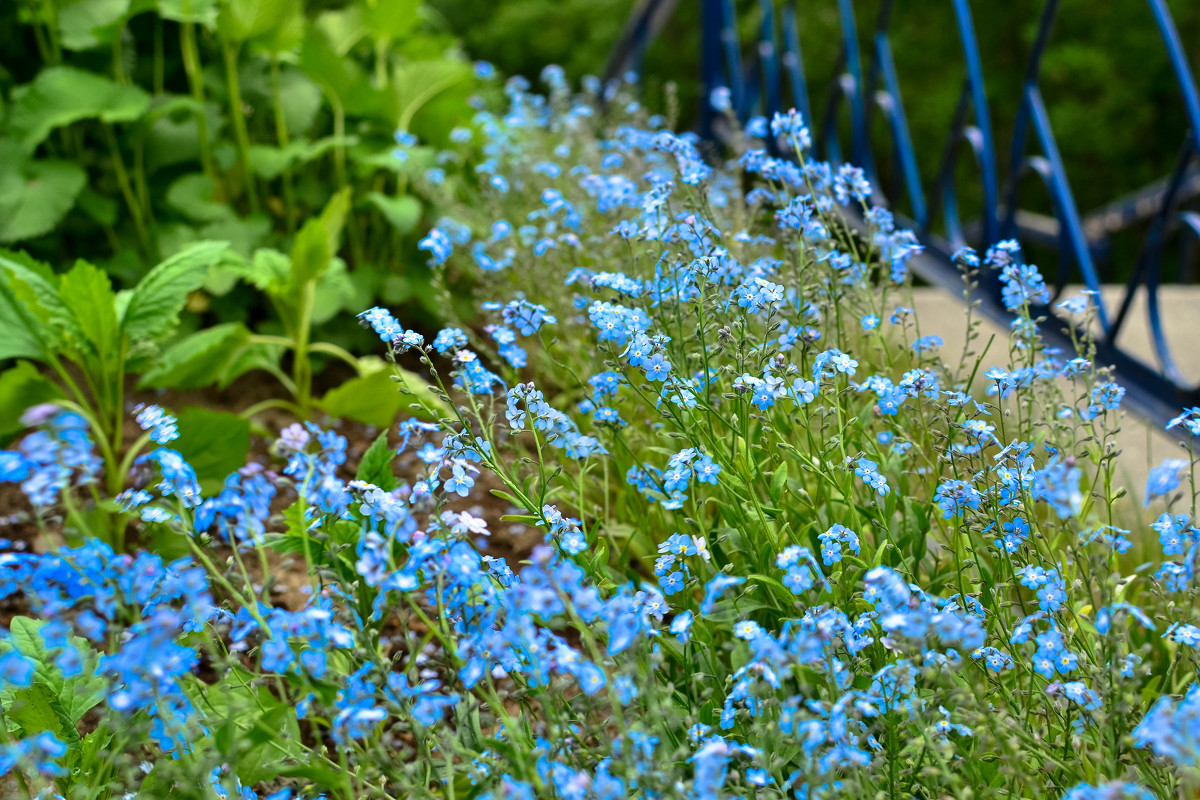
(1, 617, 105, 727)
(120, 241, 229, 342)
(138, 322, 249, 389)
(366, 192, 420, 234)
(0, 270, 49, 361)
(172, 407, 249, 487)
(7, 66, 151, 152)
(6, 683, 79, 747)
(58, 260, 120, 369)
(357, 430, 397, 490)
(235, 247, 290, 294)
(0, 362, 63, 439)
(58, 0, 132, 50)
(0, 247, 83, 359)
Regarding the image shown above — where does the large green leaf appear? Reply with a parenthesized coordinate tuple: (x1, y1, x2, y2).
(58, 0, 132, 50)
(318, 359, 445, 426)
(217, 0, 296, 43)
(360, 0, 420, 41)
(247, 136, 354, 179)
(288, 188, 350, 291)
(0, 249, 81, 359)
(0, 617, 106, 730)
(58, 259, 120, 369)
(138, 322, 249, 389)
(166, 173, 231, 223)
(392, 59, 471, 131)
(310, 259, 357, 324)
(172, 407, 250, 487)
(0, 275, 48, 361)
(366, 192, 420, 235)
(120, 241, 230, 342)
(156, 0, 218, 26)
(7, 66, 151, 152)
(0, 155, 87, 243)
(298, 26, 380, 117)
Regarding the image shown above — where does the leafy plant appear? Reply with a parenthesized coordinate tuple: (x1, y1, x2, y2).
(0, 0, 479, 338)
(0, 241, 249, 516)
(135, 190, 447, 425)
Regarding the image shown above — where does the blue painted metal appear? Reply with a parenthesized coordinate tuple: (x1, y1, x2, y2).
(612, 0, 1200, 432)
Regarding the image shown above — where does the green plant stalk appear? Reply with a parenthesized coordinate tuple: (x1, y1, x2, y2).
(102, 123, 153, 260)
(180, 21, 217, 187)
(222, 40, 259, 213)
(293, 281, 318, 416)
(269, 55, 297, 233)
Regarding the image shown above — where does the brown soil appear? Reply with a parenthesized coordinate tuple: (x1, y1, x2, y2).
(0, 368, 543, 608)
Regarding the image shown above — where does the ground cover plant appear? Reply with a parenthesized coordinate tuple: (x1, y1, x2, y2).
(1, 70, 1199, 800)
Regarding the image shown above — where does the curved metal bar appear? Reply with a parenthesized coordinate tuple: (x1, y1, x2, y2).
(1145, 0, 1200, 159)
(758, 0, 782, 124)
(951, 0, 998, 246)
(871, 31, 926, 226)
(1018, 85, 1112, 331)
(781, 2, 813, 127)
(719, 0, 746, 117)
(609, 0, 1200, 424)
(1110, 138, 1195, 347)
(836, 0, 871, 173)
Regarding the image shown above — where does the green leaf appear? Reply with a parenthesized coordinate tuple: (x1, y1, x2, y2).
(288, 188, 350, 290)
(120, 241, 230, 343)
(366, 192, 421, 235)
(58, 260, 120, 369)
(318, 367, 407, 428)
(357, 430, 397, 490)
(166, 173, 231, 223)
(58, 0, 132, 50)
(0, 362, 63, 439)
(310, 260, 357, 324)
(138, 322, 249, 389)
(217, 0, 295, 43)
(0, 271, 50, 361)
(7, 66, 151, 152)
(391, 59, 471, 131)
(770, 462, 789, 505)
(6, 683, 79, 747)
(172, 407, 250, 487)
(1, 617, 106, 728)
(217, 340, 284, 389)
(360, 0, 420, 41)
(299, 26, 376, 114)
(0, 152, 87, 243)
(247, 136, 355, 179)
(156, 0, 217, 26)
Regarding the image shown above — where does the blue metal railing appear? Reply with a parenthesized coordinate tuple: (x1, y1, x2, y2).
(605, 0, 1200, 433)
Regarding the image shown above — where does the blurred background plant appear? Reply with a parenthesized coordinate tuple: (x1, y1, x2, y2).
(0, 0, 483, 342)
